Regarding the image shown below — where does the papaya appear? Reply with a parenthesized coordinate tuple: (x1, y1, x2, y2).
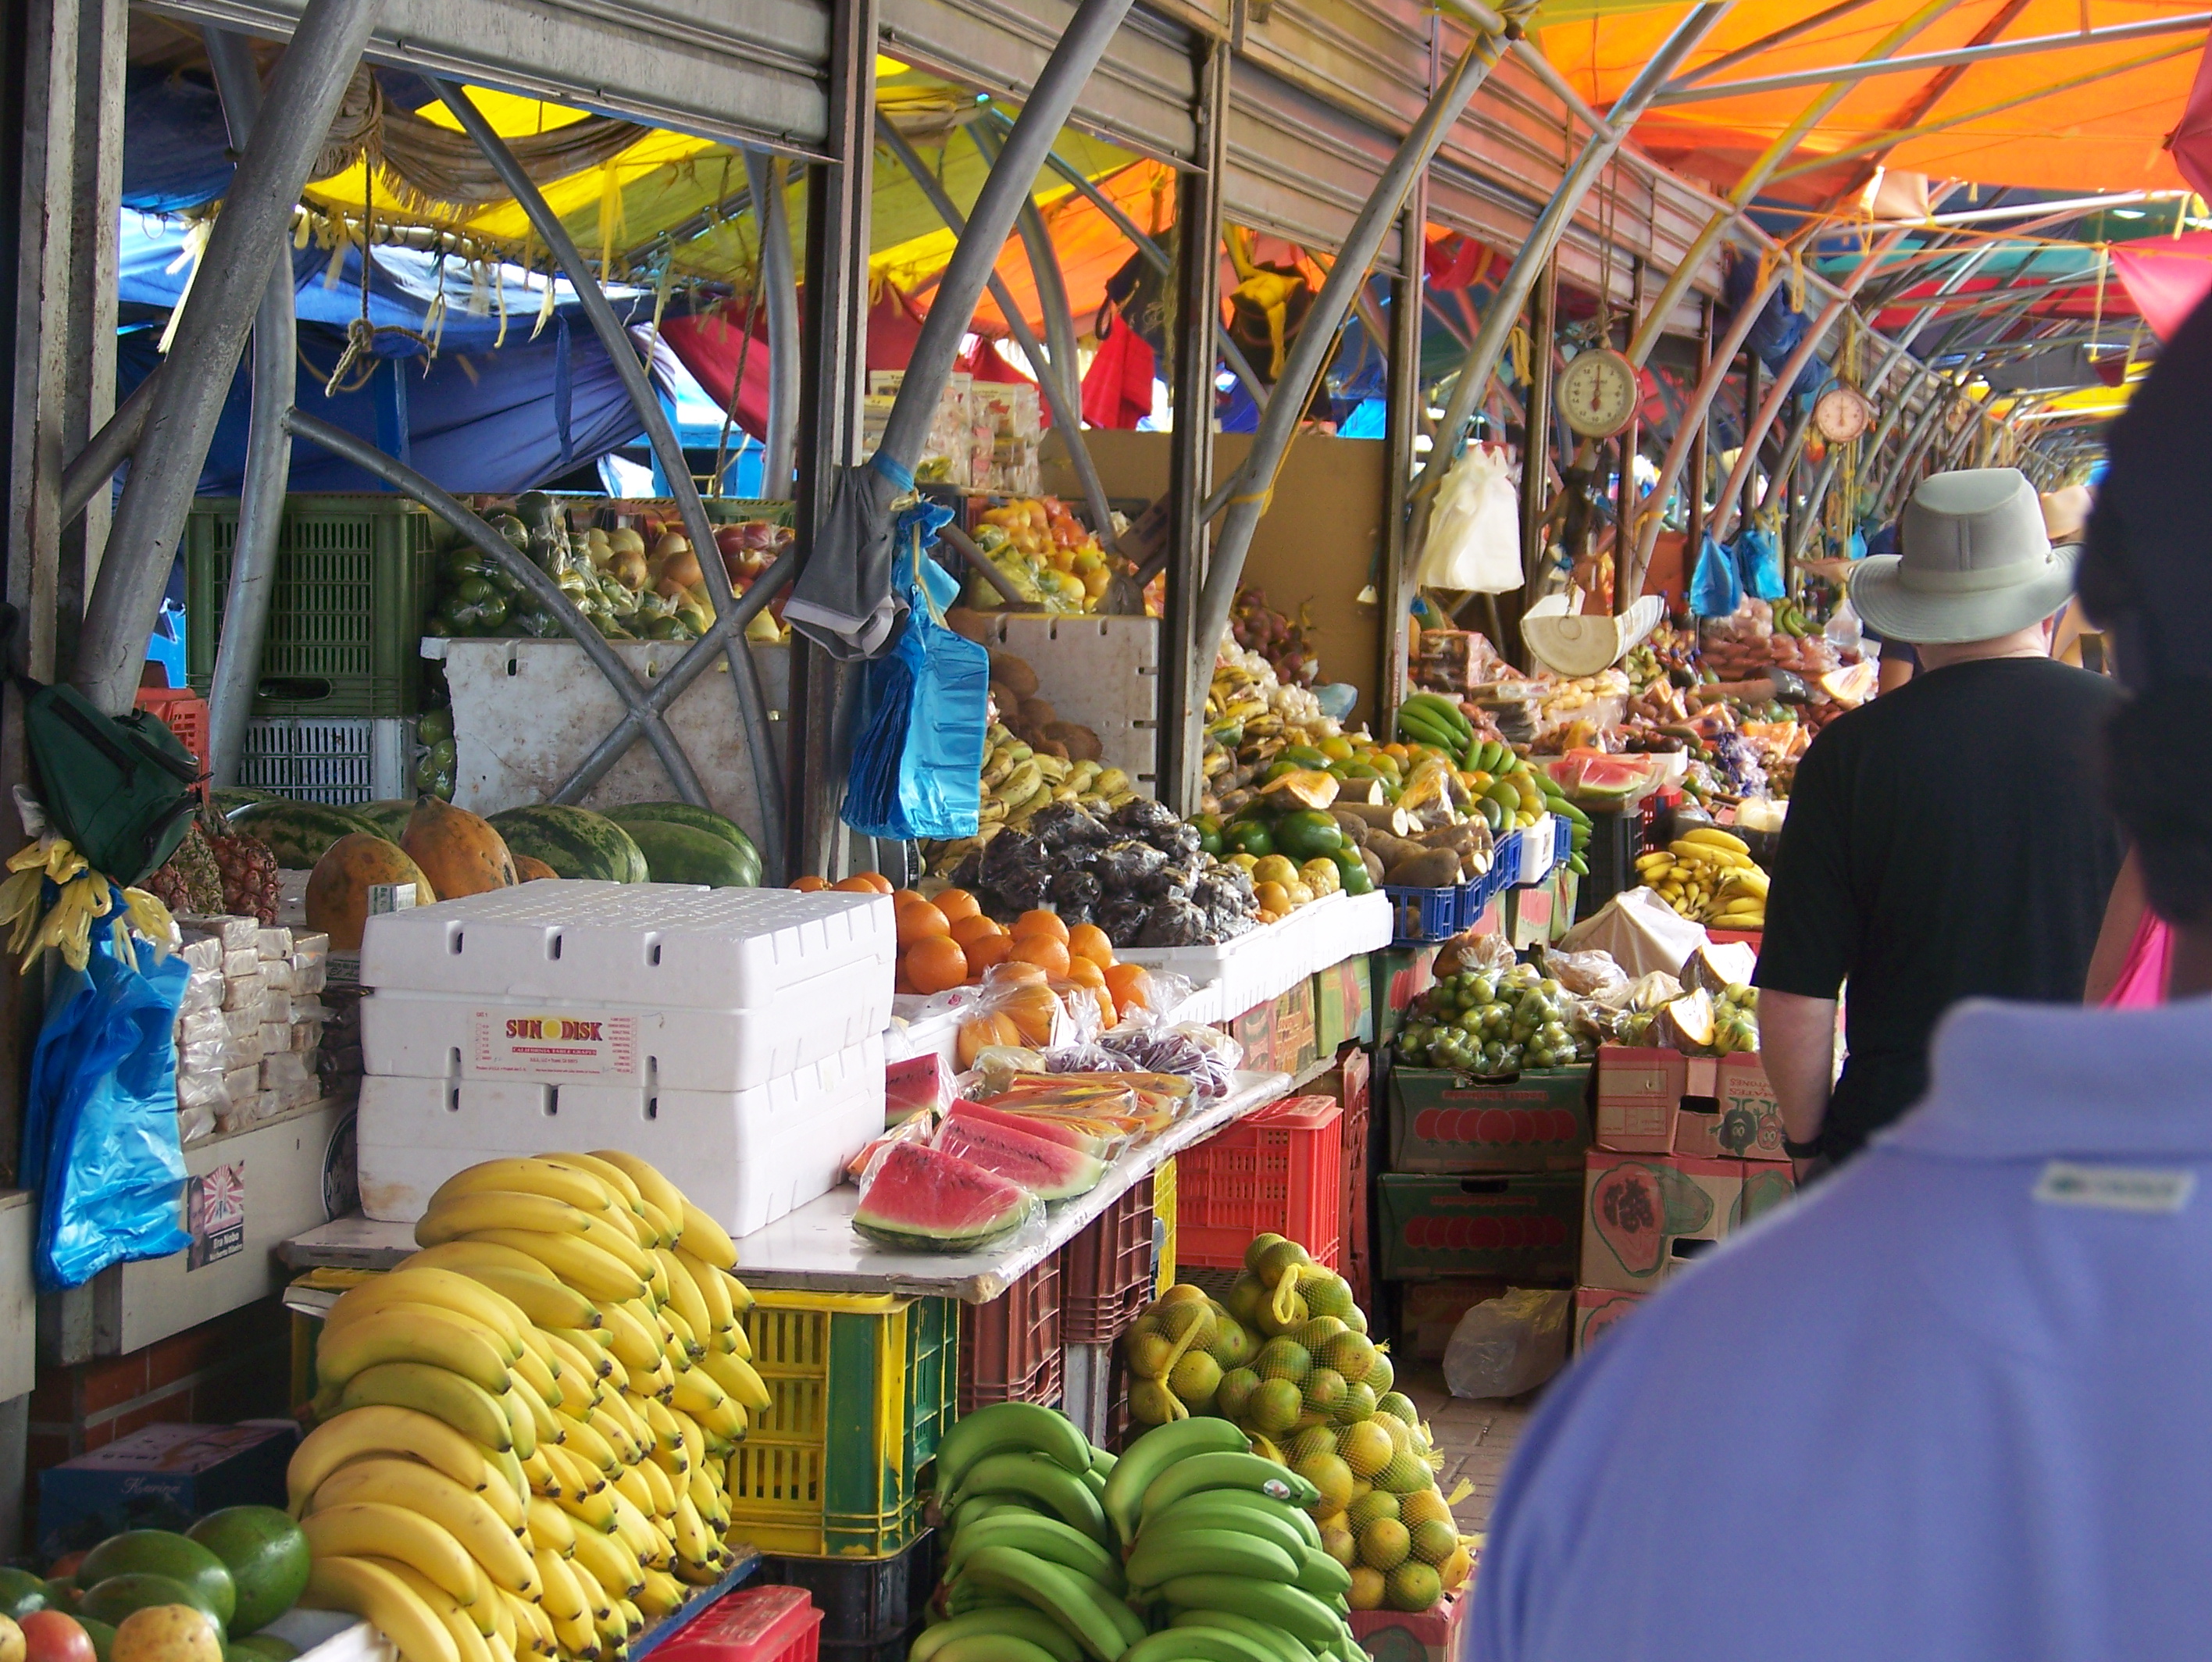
(400, 796, 515, 899)
(512, 854, 559, 883)
(305, 833, 439, 950)
(1589, 1163, 1667, 1278)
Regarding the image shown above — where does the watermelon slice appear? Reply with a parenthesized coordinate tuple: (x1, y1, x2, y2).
(851, 1141, 1042, 1253)
(949, 1097, 1115, 1159)
(1545, 751, 1658, 802)
(936, 1114, 1106, 1202)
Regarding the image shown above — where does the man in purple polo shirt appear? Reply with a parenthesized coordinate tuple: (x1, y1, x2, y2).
(1469, 296, 2212, 1661)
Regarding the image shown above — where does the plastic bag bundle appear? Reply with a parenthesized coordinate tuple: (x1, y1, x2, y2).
(1443, 1289, 1571, 1400)
(1690, 530, 1741, 617)
(1414, 444, 1523, 594)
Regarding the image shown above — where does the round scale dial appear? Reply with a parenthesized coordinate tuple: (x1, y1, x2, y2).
(1558, 348, 1639, 439)
(1813, 383, 1873, 444)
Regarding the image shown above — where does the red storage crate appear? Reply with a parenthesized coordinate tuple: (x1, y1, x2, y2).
(1172, 1095, 1343, 1271)
(958, 1255, 1061, 1412)
(1060, 1175, 1155, 1343)
(135, 686, 211, 780)
(652, 1585, 822, 1662)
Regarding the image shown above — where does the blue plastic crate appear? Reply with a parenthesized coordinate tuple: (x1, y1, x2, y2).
(1552, 811, 1573, 867)
(1385, 884, 1461, 945)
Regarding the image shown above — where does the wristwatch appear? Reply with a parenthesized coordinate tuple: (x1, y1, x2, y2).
(1782, 1133, 1824, 1160)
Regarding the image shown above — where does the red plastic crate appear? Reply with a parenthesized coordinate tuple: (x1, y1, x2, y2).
(652, 1585, 823, 1662)
(958, 1254, 1061, 1413)
(1173, 1094, 1343, 1271)
(135, 686, 211, 780)
(1060, 1175, 1155, 1343)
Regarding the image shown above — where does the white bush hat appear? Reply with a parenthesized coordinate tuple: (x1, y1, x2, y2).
(1849, 468, 2079, 646)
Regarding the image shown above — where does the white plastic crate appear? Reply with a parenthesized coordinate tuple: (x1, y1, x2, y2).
(359, 962, 890, 1092)
(240, 717, 412, 803)
(359, 881, 894, 1010)
(975, 613, 1158, 796)
(358, 1034, 885, 1234)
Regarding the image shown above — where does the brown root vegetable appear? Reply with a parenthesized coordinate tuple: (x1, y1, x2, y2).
(658, 545, 704, 589)
(1019, 697, 1058, 731)
(1043, 722, 1103, 763)
(990, 651, 1041, 698)
(1382, 848, 1460, 888)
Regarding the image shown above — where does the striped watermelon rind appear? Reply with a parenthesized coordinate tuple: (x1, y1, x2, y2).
(601, 803, 761, 886)
(487, 805, 647, 883)
(622, 820, 759, 888)
(355, 800, 417, 841)
(227, 799, 388, 869)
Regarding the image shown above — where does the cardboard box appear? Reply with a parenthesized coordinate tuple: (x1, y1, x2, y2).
(1550, 868, 1580, 940)
(1739, 1160, 1798, 1225)
(1579, 1150, 1741, 1293)
(1716, 1054, 1789, 1161)
(1387, 1065, 1591, 1173)
(1377, 1174, 1581, 1282)
(1595, 1045, 1689, 1153)
(1313, 954, 1375, 1052)
(1397, 1277, 1510, 1361)
(37, 1421, 295, 1557)
(1672, 1101, 1723, 1159)
(1503, 879, 1554, 949)
(1371, 946, 1440, 1042)
(1464, 890, 1503, 939)
(1573, 1286, 1646, 1353)
(1350, 1591, 1471, 1662)
(1229, 976, 1318, 1077)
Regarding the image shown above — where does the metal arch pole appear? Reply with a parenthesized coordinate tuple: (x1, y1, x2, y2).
(1422, 4, 1732, 483)
(73, 0, 383, 714)
(744, 151, 801, 499)
(59, 365, 161, 527)
(1875, 387, 1958, 519)
(437, 80, 785, 860)
(877, 0, 1139, 474)
(202, 28, 298, 790)
(877, 116, 1122, 553)
(1019, 123, 1273, 409)
(969, 123, 1083, 432)
(1191, 13, 1522, 697)
(1627, 268, 1783, 590)
(1625, 0, 1964, 373)
(282, 408, 715, 805)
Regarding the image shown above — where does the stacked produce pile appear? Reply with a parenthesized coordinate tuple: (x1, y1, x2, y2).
(1391, 961, 1597, 1076)
(294, 1152, 769, 1662)
(1229, 590, 1320, 688)
(1614, 981, 1761, 1056)
(890, 887, 1158, 1028)
(1119, 1240, 1471, 1612)
(1199, 651, 1335, 816)
(915, 1400, 1383, 1662)
(962, 498, 1128, 614)
(1634, 827, 1766, 930)
(430, 498, 794, 647)
(1700, 601, 1841, 683)
(147, 805, 282, 926)
(172, 915, 330, 1140)
(2, 1505, 315, 1662)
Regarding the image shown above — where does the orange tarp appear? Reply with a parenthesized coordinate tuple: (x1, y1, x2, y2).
(1538, 1, 2209, 198)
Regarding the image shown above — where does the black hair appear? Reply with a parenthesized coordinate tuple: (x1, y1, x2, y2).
(2107, 679, 2212, 926)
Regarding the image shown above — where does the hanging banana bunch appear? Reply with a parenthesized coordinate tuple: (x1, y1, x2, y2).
(0, 835, 177, 974)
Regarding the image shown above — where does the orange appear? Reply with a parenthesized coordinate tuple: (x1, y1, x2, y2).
(1000, 984, 1061, 1046)
(1009, 935, 1071, 978)
(904, 936, 967, 996)
(1254, 881, 1292, 915)
(895, 898, 951, 947)
(792, 875, 829, 892)
(833, 875, 880, 894)
(949, 913, 1004, 950)
(989, 962, 1048, 987)
(1063, 958, 1107, 990)
(1105, 961, 1153, 1015)
(892, 888, 926, 908)
(935, 888, 983, 925)
(860, 872, 895, 894)
(957, 1011, 1022, 1068)
(962, 933, 1014, 976)
(1012, 909, 1070, 943)
(1066, 922, 1115, 968)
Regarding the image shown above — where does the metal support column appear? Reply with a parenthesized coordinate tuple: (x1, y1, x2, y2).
(1683, 296, 1713, 580)
(203, 29, 298, 789)
(1158, 39, 1229, 817)
(1519, 253, 1557, 587)
(73, 0, 383, 715)
(1613, 258, 1643, 616)
(56, 0, 123, 678)
(1379, 185, 1425, 726)
(744, 151, 801, 501)
(787, 0, 876, 879)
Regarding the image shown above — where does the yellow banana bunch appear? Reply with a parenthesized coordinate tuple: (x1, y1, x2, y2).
(298, 1151, 756, 1662)
(1637, 838, 1768, 929)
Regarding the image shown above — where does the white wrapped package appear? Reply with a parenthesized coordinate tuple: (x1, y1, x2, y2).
(262, 991, 293, 1025)
(257, 926, 294, 959)
(176, 1009, 228, 1049)
(221, 947, 260, 979)
(223, 972, 266, 1014)
(180, 915, 255, 951)
(180, 937, 223, 974)
(262, 959, 295, 993)
(178, 969, 223, 1015)
(1558, 889, 1711, 982)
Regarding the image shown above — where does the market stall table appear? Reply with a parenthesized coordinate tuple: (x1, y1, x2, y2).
(279, 1069, 1291, 1300)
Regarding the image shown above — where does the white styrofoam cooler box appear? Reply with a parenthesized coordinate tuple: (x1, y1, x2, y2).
(359, 1035, 885, 1234)
(360, 882, 894, 1008)
(360, 971, 890, 1092)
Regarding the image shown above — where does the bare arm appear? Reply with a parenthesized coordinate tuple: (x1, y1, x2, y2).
(2083, 845, 2146, 1005)
(1759, 990, 1839, 1154)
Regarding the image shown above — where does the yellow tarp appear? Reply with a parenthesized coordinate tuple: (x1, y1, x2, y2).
(1539, 1, 2209, 197)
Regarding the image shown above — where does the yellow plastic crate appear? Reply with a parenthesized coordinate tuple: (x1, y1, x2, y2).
(725, 1289, 956, 1558)
(1154, 1157, 1178, 1296)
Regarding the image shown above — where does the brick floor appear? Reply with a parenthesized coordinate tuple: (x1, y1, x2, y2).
(1398, 1357, 1539, 1539)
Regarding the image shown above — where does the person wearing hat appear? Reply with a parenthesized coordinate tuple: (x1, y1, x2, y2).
(1754, 467, 2126, 1169)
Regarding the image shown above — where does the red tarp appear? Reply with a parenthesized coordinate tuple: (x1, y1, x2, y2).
(662, 283, 929, 436)
(2112, 231, 2212, 341)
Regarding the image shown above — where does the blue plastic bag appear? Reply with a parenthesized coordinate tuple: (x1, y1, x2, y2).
(1689, 530, 1741, 618)
(22, 926, 191, 1290)
(842, 499, 991, 841)
(1734, 526, 1786, 601)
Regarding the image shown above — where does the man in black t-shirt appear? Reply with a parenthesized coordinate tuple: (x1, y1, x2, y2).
(1757, 469, 2126, 1167)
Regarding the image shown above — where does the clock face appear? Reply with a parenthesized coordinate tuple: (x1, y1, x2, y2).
(1813, 385, 1871, 444)
(1559, 348, 1639, 438)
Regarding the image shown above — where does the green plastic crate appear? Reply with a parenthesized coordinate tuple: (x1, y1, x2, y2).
(185, 494, 438, 717)
(726, 1289, 957, 1558)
